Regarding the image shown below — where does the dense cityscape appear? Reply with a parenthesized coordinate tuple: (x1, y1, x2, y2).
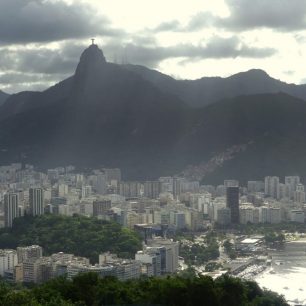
(0, 162, 304, 294)
(1, 1, 306, 305)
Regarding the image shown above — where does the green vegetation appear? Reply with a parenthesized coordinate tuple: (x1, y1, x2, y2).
(0, 273, 288, 305)
(205, 261, 222, 272)
(179, 232, 220, 265)
(234, 223, 306, 235)
(217, 223, 304, 247)
(264, 232, 285, 245)
(0, 214, 142, 263)
(223, 240, 237, 259)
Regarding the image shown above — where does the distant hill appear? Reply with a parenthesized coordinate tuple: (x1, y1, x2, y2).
(0, 77, 73, 121)
(125, 65, 306, 107)
(179, 93, 306, 184)
(1, 45, 306, 182)
(0, 90, 9, 107)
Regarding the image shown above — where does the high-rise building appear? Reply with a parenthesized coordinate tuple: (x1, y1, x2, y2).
(146, 238, 179, 274)
(22, 259, 39, 283)
(294, 184, 306, 203)
(58, 184, 69, 197)
(239, 207, 254, 224)
(144, 181, 161, 199)
(217, 207, 231, 225)
(264, 176, 280, 199)
(4, 193, 19, 228)
(0, 250, 18, 276)
(81, 185, 92, 199)
(135, 250, 161, 276)
(270, 208, 281, 224)
(247, 181, 264, 193)
(285, 176, 300, 199)
(259, 207, 270, 223)
(279, 183, 290, 199)
(158, 177, 173, 193)
(181, 181, 200, 193)
(93, 199, 111, 217)
(226, 186, 239, 224)
(185, 209, 204, 231)
(290, 210, 305, 223)
(173, 177, 184, 198)
(118, 182, 141, 198)
(98, 252, 141, 281)
(95, 174, 107, 195)
(29, 188, 44, 216)
(17, 245, 43, 263)
(169, 211, 186, 229)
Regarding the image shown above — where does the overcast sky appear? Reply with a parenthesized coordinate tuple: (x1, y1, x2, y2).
(1, 0, 306, 93)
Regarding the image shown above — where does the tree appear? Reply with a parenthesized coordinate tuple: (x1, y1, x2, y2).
(0, 215, 142, 263)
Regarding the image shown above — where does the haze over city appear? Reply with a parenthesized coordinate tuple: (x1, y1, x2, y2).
(0, 1, 306, 305)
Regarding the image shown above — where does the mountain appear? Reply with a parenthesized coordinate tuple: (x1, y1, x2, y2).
(0, 77, 73, 121)
(0, 90, 9, 107)
(179, 93, 306, 184)
(1, 45, 306, 182)
(125, 65, 306, 107)
(0, 44, 189, 178)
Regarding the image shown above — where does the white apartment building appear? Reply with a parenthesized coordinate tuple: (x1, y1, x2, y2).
(290, 210, 305, 223)
(264, 176, 280, 199)
(0, 250, 18, 276)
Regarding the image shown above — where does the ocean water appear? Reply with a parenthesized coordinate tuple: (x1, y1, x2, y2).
(255, 240, 306, 305)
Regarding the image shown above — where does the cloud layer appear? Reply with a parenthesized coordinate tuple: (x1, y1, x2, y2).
(0, 0, 123, 44)
(0, 0, 304, 93)
(154, 0, 306, 32)
(222, 0, 306, 31)
(108, 36, 276, 67)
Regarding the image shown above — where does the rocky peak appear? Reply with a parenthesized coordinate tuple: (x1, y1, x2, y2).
(74, 44, 107, 79)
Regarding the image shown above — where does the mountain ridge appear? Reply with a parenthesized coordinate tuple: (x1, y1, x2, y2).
(124, 65, 306, 107)
(1, 45, 306, 182)
(0, 90, 9, 107)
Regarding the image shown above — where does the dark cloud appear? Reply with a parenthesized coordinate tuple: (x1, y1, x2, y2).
(0, 42, 88, 75)
(152, 14, 215, 33)
(186, 12, 217, 31)
(0, 35, 276, 93)
(129, 35, 157, 46)
(2, 82, 53, 94)
(0, 71, 67, 94)
(153, 20, 182, 32)
(153, 13, 216, 33)
(0, 39, 131, 93)
(0, 0, 124, 44)
(105, 36, 276, 67)
(221, 0, 306, 31)
(154, 0, 306, 33)
(0, 72, 63, 84)
(0, 42, 87, 93)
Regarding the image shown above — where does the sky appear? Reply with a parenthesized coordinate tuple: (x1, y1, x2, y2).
(1, 0, 306, 93)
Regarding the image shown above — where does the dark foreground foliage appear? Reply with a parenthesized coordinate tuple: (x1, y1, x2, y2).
(0, 214, 142, 263)
(0, 273, 288, 306)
